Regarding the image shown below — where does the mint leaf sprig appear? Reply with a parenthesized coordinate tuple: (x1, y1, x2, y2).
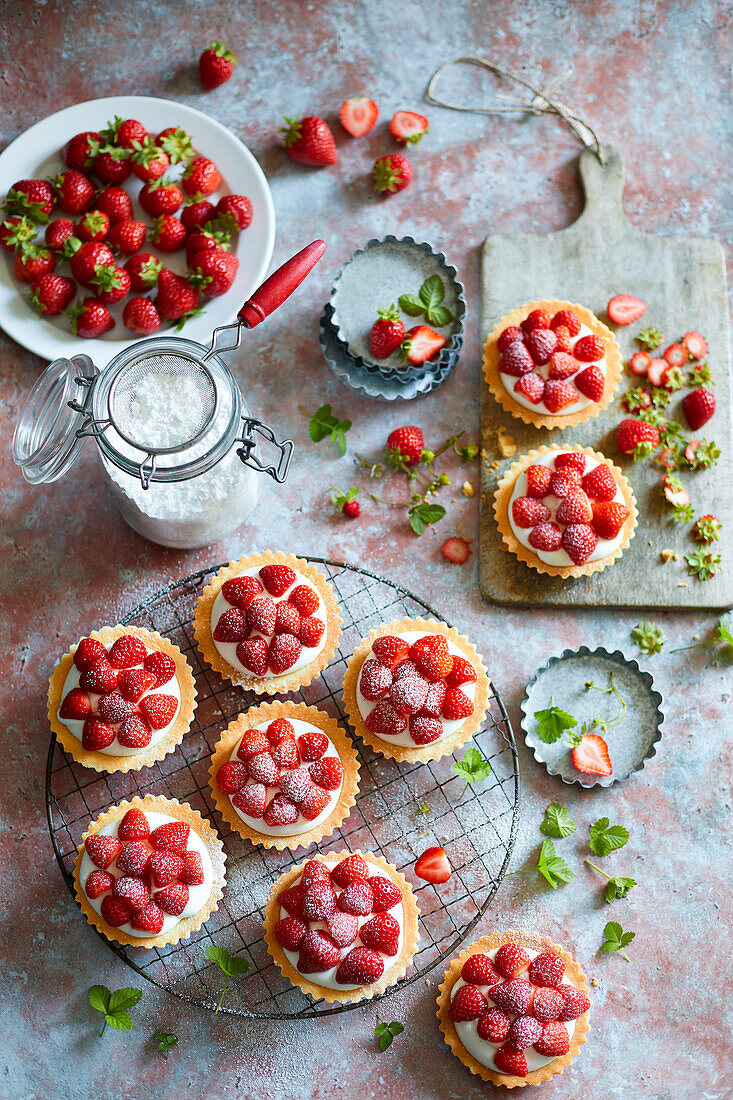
(375, 1017, 404, 1052)
(304, 403, 351, 456)
(508, 838, 575, 890)
(540, 802, 576, 838)
(408, 500, 445, 536)
(585, 861, 637, 903)
(452, 747, 492, 798)
(600, 920, 635, 961)
(399, 275, 455, 328)
(205, 945, 249, 1014)
(155, 1030, 179, 1058)
(88, 985, 142, 1036)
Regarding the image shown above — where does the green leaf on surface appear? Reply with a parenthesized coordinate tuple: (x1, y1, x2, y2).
(408, 501, 445, 536)
(604, 876, 637, 903)
(536, 838, 576, 889)
(398, 293, 424, 316)
(307, 404, 351, 455)
(425, 304, 454, 327)
(452, 747, 492, 785)
(155, 1031, 179, 1058)
(600, 920, 635, 960)
(205, 945, 249, 977)
(533, 702, 577, 744)
(540, 802, 577, 839)
(375, 1019, 404, 1052)
(589, 818, 629, 857)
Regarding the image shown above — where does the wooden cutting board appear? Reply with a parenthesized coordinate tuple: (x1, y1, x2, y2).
(479, 145, 732, 609)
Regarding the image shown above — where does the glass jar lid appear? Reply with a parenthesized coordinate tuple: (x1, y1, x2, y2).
(12, 355, 98, 484)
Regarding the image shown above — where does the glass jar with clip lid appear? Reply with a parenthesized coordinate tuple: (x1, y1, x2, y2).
(12, 240, 325, 549)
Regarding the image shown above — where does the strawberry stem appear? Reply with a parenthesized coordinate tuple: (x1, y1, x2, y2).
(214, 974, 229, 1015)
(585, 859, 612, 880)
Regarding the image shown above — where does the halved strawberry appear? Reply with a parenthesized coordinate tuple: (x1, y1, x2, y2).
(85, 869, 115, 899)
(628, 350, 651, 376)
(574, 364, 605, 402)
(682, 331, 708, 360)
(334, 946, 384, 985)
(73, 637, 107, 671)
(441, 536, 471, 564)
(138, 694, 178, 729)
(414, 845, 451, 883)
(259, 563, 297, 596)
(388, 110, 429, 145)
(288, 584, 319, 617)
(606, 294, 647, 325)
(401, 325, 446, 365)
(82, 716, 116, 751)
(142, 650, 176, 687)
(372, 635, 409, 669)
(156, 883, 188, 916)
(59, 688, 92, 720)
(514, 372, 545, 404)
(149, 820, 190, 855)
(232, 782, 267, 819)
(570, 732, 612, 776)
(297, 730, 329, 761)
(663, 343, 688, 367)
(149, 850, 184, 887)
(117, 807, 150, 841)
(84, 833, 121, 869)
(591, 501, 630, 539)
(116, 668, 155, 702)
(661, 475, 690, 507)
(338, 96, 379, 137)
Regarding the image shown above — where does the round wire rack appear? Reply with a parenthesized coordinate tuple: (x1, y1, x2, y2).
(46, 559, 520, 1018)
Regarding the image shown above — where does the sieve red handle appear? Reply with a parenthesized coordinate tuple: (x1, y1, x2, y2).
(237, 239, 327, 327)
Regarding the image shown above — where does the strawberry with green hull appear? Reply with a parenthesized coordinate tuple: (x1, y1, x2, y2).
(156, 269, 200, 324)
(189, 250, 239, 298)
(370, 305, 405, 359)
(139, 179, 183, 218)
(281, 116, 338, 166)
(372, 154, 412, 194)
(27, 273, 76, 316)
(91, 263, 130, 305)
(1, 215, 36, 253)
(96, 187, 133, 224)
(77, 209, 110, 243)
(70, 241, 115, 286)
(68, 297, 115, 338)
(130, 139, 170, 182)
(91, 143, 132, 186)
(4, 179, 55, 222)
(215, 193, 252, 231)
(13, 246, 56, 284)
(156, 126, 195, 164)
(63, 131, 101, 171)
(150, 215, 186, 253)
(182, 156, 222, 197)
(107, 220, 146, 256)
(386, 426, 424, 467)
(339, 97, 379, 137)
(199, 42, 237, 90)
(389, 111, 429, 145)
(181, 198, 215, 232)
(569, 731, 612, 777)
(185, 226, 230, 265)
(682, 331, 708, 359)
(124, 253, 162, 292)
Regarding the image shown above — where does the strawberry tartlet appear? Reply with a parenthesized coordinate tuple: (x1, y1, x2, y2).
(194, 552, 341, 693)
(494, 446, 637, 579)
(48, 625, 196, 773)
(343, 616, 489, 763)
(264, 850, 419, 1004)
(483, 301, 621, 429)
(74, 795, 226, 949)
(437, 930, 591, 1087)
(209, 702, 360, 850)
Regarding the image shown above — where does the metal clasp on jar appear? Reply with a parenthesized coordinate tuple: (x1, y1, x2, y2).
(236, 417, 294, 484)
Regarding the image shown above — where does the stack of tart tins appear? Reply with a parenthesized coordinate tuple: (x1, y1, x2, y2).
(320, 236, 465, 401)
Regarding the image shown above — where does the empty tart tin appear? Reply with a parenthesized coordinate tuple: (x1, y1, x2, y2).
(520, 646, 664, 789)
(328, 235, 466, 381)
(320, 304, 459, 401)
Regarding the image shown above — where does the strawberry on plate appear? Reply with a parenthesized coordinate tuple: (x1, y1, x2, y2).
(68, 297, 114, 338)
(123, 296, 161, 335)
(414, 845, 451, 883)
(281, 116, 338, 166)
(400, 325, 446, 365)
(570, 731, 612, 777)
(27, 273, 75, 316)
(370, 305, 405, 359)
(388, 110, 429, 145)
(338, 97, 379, 137)
(188, 250, 239, 297)
(182, 156, 222, 197)
(156, 269, 200, 323)
(215, 193, 252, 231)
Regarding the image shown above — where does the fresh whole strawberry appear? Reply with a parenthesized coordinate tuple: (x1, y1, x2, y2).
(124, 252, 162, 292)
(189, 249, 239, 297)
(370, 305, 405, 359)
(512, 496, 551, 528)
(54, 169, 96, 215)
(92, 144, 132, 186)
(414, 845, 451, 883)
(63, 131, 101, 171)
(185, 227, 229, 265)
(268, 633, 302, 674)
(338, 96, 379, 137)
(334, 946, 384, 986)
(372, 153, 412, 194)
(401, 324, 446, 364)
(77, 209, 110, 243)
(156, 269, 200, 322)
(549, 308, 581, 335)
(386, 425, 424, 466)
(181, 199, 216, 231)
(682, 388, 715, 430)
(499, 341, 534, 376)
(215, 192, 253, 230)
(389, 110, 429, 145)
(91, 263, 130, 305)
(4, 179, 55, 222)
(116, 841, 150, 877)
(44, 217, 77, 251)
(96, 186, 133, 224)
(107, 220, 147, 256)
(199, 42, 237, 89)
(497, 325, 524, 351)
(85, 833, 121, 869)
(27, 273, 75, 316)
(69, 240, 114, 285)
(556, 491, 593, 525)
(281, 116, 338, 166)
(528, 951, 565, 989)
(182, 156, 222, 197)
(13, 247, 56, 283)
(130, 138, 169, 182)
(606, 293, 647, 325)
(559, 987, 592, 1021)
(156, 126, 195, 164)
(150, 214, 186, 252)
(461, 953, 500, 986)
(68, 297, 115, 338)
(59, 687, 92, 720)
(616, 418, 659, 457)
(139, 178, 183, 217)
(123, 296, 161, 335)
(1, 214, 37, 253)
(534, 1021, 571, 1057)
(477, 1007, 511, 1043)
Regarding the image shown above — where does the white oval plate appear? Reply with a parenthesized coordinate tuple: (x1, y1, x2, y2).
(0, 95, 276, 364)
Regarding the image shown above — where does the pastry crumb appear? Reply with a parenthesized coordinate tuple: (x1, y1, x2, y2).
(677, 582, 687, 587)
(672, 553, 679, 561)
(591, 977, 599, 987)
(660, 549, 674, 563)
(497, 428, 516, 457)
(456, 523, 463, 534)
(462, 480, 475, 498)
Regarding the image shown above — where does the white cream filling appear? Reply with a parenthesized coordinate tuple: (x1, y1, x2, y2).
(280, 857, 404, 990)
(451, 946, 577, 1073)
(500, 321, 607, 415)
(80, 810, 214, 938)
(228, 717, 342, 836)
(356, 629, 476, 747)
(211, 566, 328, 679)
(58, 640, 181, 756)
(509, 452, 626, 566)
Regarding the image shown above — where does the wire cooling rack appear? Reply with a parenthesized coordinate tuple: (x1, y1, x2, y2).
(46, 559, 519, 1018)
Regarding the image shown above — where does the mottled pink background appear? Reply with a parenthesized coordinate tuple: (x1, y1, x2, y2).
(1, 2, 731, 1098)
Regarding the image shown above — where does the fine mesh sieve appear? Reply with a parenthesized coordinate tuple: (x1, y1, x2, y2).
(107, 352, 218, 454)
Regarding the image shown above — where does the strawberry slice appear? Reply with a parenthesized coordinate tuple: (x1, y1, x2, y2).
(388, 110, 429, 145)
(401, 325, 446, 365)
(138, 693, 178, 729)
(414, 845, 451, 884)
(663, 343, 688, 368)
(661, 475, 690, 507)
(606, 294, 647, 325)
(646, 358, 667, 386)
(570, 732, 612, 776)
(338, 97, 379, 137)
(441, 536, 471, 564)
(682, 331, 708, 360)
(628, 351, 651, 376)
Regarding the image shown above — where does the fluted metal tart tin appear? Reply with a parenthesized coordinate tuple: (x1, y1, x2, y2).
(328, 235, 466, 381)
(520, 646, 664, 788)
(320, 305, 458, 401)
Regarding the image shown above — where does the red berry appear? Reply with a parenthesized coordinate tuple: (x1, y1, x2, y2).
(386, 425, 424, 467)
(309, 756, 343, 791)
(59, 688, 92, 721)
(268, 634, 302, 674)
(335, 946, 384, 985)
(408, 714, 443, 744)
(369, 876, 402, 912)
(180, 851, 205, 886)
(488, 978, 532, 1015)
(298, 930, 341, 973)
(108, 634, 147, 669)
(149, 821, 190, 856)
(331, 854, 370, 888)
(372, 153, 412, 194)
(553, 325, 574, 353)
(281, 115, 338, 167)
(512, 496, 551, 528)
(222, 574, 263, 608)
(497, 325, 524, 352)
(116, 841, 150, 877)
(521, 308, 552, 333)
(288, 585, 318, 617)
(116, 668, 155, 702)
(117, 715, 152, 749)
(338, 96, 380, 137)
(326, 911, 359, 947)
(616, 418, 659, 456)
(245, 595, 277, 635)
(215, 193, 252, 230)
(236, 729, 270, 761)
(365, 700, 407, 737)
(461, 953, 500, 986)
(130, 901, 165, 934)
(301, 879, 337, 921)
(550, 308, 581, 336)
(259, 563, 297, 596)
(278, 884, 305, 917)
(118, 808, 150, 841)
(296, 730, 329, 761)
(591, 501, 630, 539)
(216, 760, 249, 794)
(370, 306, 406, 359)
(401, 324, 446, 364)
(556, 491, 593, 525)
(531, 986, 564, 1022)
(359, 658, 393, 701)
(550, 467, 582, 497)
(499, 342, 534, 377)
(525, 464, 553, 497)
(494, 942, 531, 979)
(199, 41, 237, 90)
(574, 364, 605, 401)
(299, 785, 330, 820)
(526, 328, 558, 364)
(236, 637, 269, 676)
(113, 875, 150, 911)
(138, 694, 178, 729)
(571, 731, 612, 776)
(275, 915, 308, 952)
(142, 651, 175, 688)
(82, 716, 116, 751)
(390, 674, 429, 714)
(421, 680, 448, 719)
(337, 881, 373, 916)
(509, 1014, 543, 1050)
(100, 895, 132, 928)
(298, 616, 324, 648)
(554, 451, 586, 473)
(543, 379, 577, 413)
(449, 984, 487, 1022)
(529, 522, 563, 552)
(528, 951, 566, 988)
(534, 1021, 570, 1058)
(84, 834, 121, 870)
(559, 987, 592, 1020)
(582, 464, 617, 501)
(606, 294, 647, 325)
(232, 783, 267, 820)
(477, 1007, 511, 1043)
(441, 536, 472, 563)
(442, 688, 474, 721)
(85, 869, 115, 899)
(547, 351, 579, 380)
(573, 334, 605, 361)
(414, 845, 451, 884)
(156, 883, 189, 916)
(246, 752, 280, 787)
(493, 1044, 528, 1077)
(388, 109, 429, 145)
(410, 634, 453, 681)
(682, 331, 708, 360)
(682, 388, 715, 431)
(149, 850, 184, 888)
(561, 523, 598, 565)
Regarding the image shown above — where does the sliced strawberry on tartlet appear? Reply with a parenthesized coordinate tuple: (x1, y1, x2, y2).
(264, 849, 419, 1005)
(437, 930, 591, 1087)
(494, 446, 637, 580)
